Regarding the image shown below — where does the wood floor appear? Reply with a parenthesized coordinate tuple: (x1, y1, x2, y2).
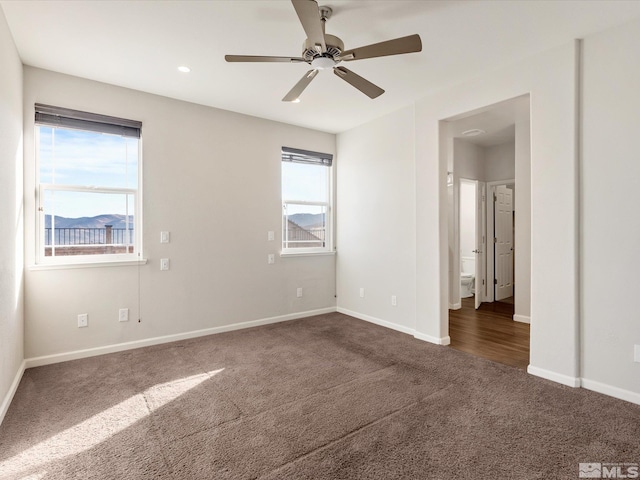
(448, 296, 530, 369)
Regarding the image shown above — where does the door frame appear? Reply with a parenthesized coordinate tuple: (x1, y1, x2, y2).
(477, 181, 487, 308)
(486, 179, 515, 303)
(457, 178, 487, 309)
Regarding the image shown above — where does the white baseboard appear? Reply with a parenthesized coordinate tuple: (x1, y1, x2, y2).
(513, 314, 530, 324)
(449, 302, 461, 310)
(581, 378, 640, 406)
(336, 307, 415, 336)
(0, 360, 26, 427)
(527, 365, 581, 388)
(336, 307, 451, 346)
(25, 307, 337, 369)
(414, 332, 451, 345)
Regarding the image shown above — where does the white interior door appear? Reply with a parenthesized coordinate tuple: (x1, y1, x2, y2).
(495, 185, 513, 300)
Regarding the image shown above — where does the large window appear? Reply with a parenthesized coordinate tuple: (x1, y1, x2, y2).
(35, 104, 142, 264)
(281, 146, 333, 254)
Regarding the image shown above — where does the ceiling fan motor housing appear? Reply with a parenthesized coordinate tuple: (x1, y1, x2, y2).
(302, 34, 344, 63)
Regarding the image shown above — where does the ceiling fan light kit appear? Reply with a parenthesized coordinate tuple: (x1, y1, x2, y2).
(225, 0, 422, 102)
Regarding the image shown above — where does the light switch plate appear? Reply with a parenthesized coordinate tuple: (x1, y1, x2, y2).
(160, 231, 170, 243)
(78, 313, 88, 328)
(160, 258, 170, 270)
(267, 231, 274, 241)
(119, 308, 129, 322)
(634, 345, 640, 363)
(268, 254, 275, 264)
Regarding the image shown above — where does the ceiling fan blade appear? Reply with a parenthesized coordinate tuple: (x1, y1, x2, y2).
(339, 34, 422, 61)
(291, 0, 326, 53)
(333, 67, 384, 99)
(225, 55, 306, 63)
(282, 69, 319, 102)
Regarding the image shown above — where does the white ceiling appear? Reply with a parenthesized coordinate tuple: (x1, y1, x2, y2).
(2, 0, 640, 134)
(449, 95, 530, 148)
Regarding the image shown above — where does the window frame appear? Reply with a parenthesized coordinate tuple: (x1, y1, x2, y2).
(281, 147, 334, 256)
(34, 105, 143, 266)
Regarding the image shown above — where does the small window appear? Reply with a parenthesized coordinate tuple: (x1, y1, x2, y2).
(35, 104, 142, 264)
(281, 146, 333, 254)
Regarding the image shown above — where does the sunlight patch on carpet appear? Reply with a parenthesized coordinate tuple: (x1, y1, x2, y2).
(0, 369, 224, 479)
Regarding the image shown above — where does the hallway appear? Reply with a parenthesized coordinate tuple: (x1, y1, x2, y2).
(449, 297, 530, 369)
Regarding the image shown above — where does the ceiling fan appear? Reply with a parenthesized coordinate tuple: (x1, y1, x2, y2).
(225, 0, 422, 102)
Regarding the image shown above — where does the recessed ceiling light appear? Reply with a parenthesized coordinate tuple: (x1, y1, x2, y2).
(291, 98, 301, 103)
(177, 66, 191, 73)
(461, 128, 486, 137)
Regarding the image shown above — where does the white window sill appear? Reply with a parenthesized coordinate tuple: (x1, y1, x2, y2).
(280, 251, 336, 258)
(29, 258, 148, 271)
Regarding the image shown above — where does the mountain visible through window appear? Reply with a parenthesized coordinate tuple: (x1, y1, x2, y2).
(281, 147, 332, 253)
(35, 105, 142, 264)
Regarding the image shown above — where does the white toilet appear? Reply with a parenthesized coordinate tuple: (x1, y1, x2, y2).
(460, 256, 475, 298)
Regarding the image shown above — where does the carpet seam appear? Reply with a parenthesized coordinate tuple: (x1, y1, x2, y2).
(255, 384, 457, 479)
(158, 364, 401, 446)
(254, 400, 424, 480)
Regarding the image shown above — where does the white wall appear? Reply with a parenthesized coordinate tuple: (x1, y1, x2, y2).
(415, 42, 579, 378)
(336, 106, 416, 335)
(0, 6, 24, 423)
(337, 45, 578, 366)
(7, 10, 639, 412)
(23, 67, 336, 361)
(581, 18, 640, 401)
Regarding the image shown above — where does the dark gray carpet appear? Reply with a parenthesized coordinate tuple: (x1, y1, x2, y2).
(1, 312, 639, 479)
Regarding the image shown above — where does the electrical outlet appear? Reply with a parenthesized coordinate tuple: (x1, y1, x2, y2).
(119, 308, 129, 322)
(634, 345, 640, 363)
(160, 258, 170, 270)
(77, 313, 88, 328)
(297, 287, 303, 298)
(359, 288, 365, 298)
(391, 295, 397, 306)
(160, 231, 170, 243)
(268, 254, 275, 264)
(267, 231, 275, 241)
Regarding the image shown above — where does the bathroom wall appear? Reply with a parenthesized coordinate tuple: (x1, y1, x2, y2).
(459, 181, 476, 260)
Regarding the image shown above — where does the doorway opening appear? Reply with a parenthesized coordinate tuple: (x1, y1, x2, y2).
(444, 95, 530, 369)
